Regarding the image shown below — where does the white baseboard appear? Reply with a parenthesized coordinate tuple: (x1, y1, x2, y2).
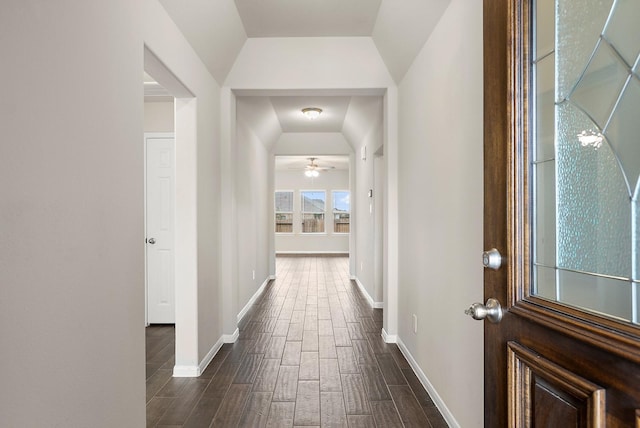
(223, 328, 239, 343)
(397, 337, 460, 428)
(197, 336, 224, 375)
(172, 365, 200, 377)
(276, 251, 349, 255)
(237, 276, 273, 323)
(353, 277, 381, 309)
(173, 335, 226, 377)
(381, 328, 397, 343)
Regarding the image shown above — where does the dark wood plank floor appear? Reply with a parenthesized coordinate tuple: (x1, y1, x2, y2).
(146, 256, 449, 427)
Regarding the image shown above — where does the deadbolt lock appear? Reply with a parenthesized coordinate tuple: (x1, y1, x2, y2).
(482, 248, 503, 270)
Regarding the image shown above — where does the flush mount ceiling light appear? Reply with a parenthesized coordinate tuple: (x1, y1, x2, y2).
(302, 107, 322, 120)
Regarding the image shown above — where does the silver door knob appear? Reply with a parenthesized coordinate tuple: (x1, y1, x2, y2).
(465, 298, 503, 323)
(482, 248, 503, 270)
(148, 238, 156, 245)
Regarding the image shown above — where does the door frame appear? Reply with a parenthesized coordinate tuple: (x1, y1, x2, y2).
(145, 46, 201, 376)
(485, 0, 640, 365)
(144, 132, 175, 326)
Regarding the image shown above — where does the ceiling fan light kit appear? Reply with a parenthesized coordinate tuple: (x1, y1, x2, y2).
(302, 107, 322, 120)
(302, 157, 333, 178)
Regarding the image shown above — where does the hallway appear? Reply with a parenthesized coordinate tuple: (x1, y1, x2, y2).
(146, 256, 448, 427)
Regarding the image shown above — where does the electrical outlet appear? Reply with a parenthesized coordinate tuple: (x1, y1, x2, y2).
(252, 270, 255, 280)
(412, 314, 418, 334)
(360, 262, 364, 272)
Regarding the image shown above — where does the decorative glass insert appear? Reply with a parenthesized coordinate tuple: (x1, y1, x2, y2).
(332, 191, 350, 234)
(275, 191, 294, 233)
(301, 191, 325, 233)
(532, 0, 640, 323)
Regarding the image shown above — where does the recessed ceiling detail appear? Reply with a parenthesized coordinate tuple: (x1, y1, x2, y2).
(270, 96, 351, 132)
(234, 0, 382, 37)
(159, 0, 450, 85)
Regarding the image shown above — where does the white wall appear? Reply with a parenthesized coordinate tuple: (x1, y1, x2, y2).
(0, 1, 221, 425)
(397, 0, 484, 426)
(144, 101, 174, 132)
(274, 132, 353, 156)
(236, 120, 272, 311)
(349, 112, 384, 306)
(275, 169, 350, 253)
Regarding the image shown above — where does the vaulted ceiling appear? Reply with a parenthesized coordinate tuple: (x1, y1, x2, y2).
(158, 0, 451, 85)
(156, 0, 449, 164)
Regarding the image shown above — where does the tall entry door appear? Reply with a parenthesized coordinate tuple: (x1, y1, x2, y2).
(145, 134, 175, 324)
(477, 0, 640, 425)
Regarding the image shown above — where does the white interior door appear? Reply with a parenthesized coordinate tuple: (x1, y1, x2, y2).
(145, 134, 175, 324)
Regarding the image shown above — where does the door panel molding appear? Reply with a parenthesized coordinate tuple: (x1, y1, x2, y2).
(508, 341, 605, 427)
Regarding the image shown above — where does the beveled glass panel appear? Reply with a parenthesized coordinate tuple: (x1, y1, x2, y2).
(569, 40, 629, 129)
(556, 103, 631, 278)
(535, 55, 556, 161)
(558, 269, 632, 321)
(604, 76, 640, 194)
(532, 0, 639, 324)
(603, 0, 640, 68)
(556, 0, 614, 100)
(534, 265, 558, 300)
(536, 0, 555, 60)
(534, 160, 556, 267)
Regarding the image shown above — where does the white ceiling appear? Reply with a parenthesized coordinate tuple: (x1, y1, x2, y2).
(155, 0, 447, 150)
(270, 96, 351, 133)
(158, 0, 451, 84)
(235, 93, 384, 152)
(234, 0, 382, 37)
(275, 155, 350, 171)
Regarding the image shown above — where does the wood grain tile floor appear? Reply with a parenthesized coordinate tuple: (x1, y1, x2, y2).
(146, 256, 449, 427)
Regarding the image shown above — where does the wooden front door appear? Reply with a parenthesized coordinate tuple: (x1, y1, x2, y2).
(482, 0, 640, 426)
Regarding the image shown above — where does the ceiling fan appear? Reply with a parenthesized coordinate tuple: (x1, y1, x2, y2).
(290, 157, 335, 177)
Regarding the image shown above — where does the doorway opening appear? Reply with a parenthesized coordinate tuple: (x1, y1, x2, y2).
(144, 46, 199, 378)
(273, 155, 352, 260)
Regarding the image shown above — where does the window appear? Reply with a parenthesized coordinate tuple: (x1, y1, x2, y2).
(301, 191, 325, 233)
(332, 191, 350, 234)
(275, 191, 293, 233)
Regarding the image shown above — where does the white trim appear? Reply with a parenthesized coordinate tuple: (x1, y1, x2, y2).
(172, 365, 200, 377)
(196, 336, 224, 375)
(381, 328, 397, 343)
(397, 337, 460, 428)
(172, 333, 228, 378)
(222, 328, 239, 343)
(276, 251, 349, 256)
(353, 277, 377, 309)
(237, 277, 272, 323)
(276, 251, 349, 255)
